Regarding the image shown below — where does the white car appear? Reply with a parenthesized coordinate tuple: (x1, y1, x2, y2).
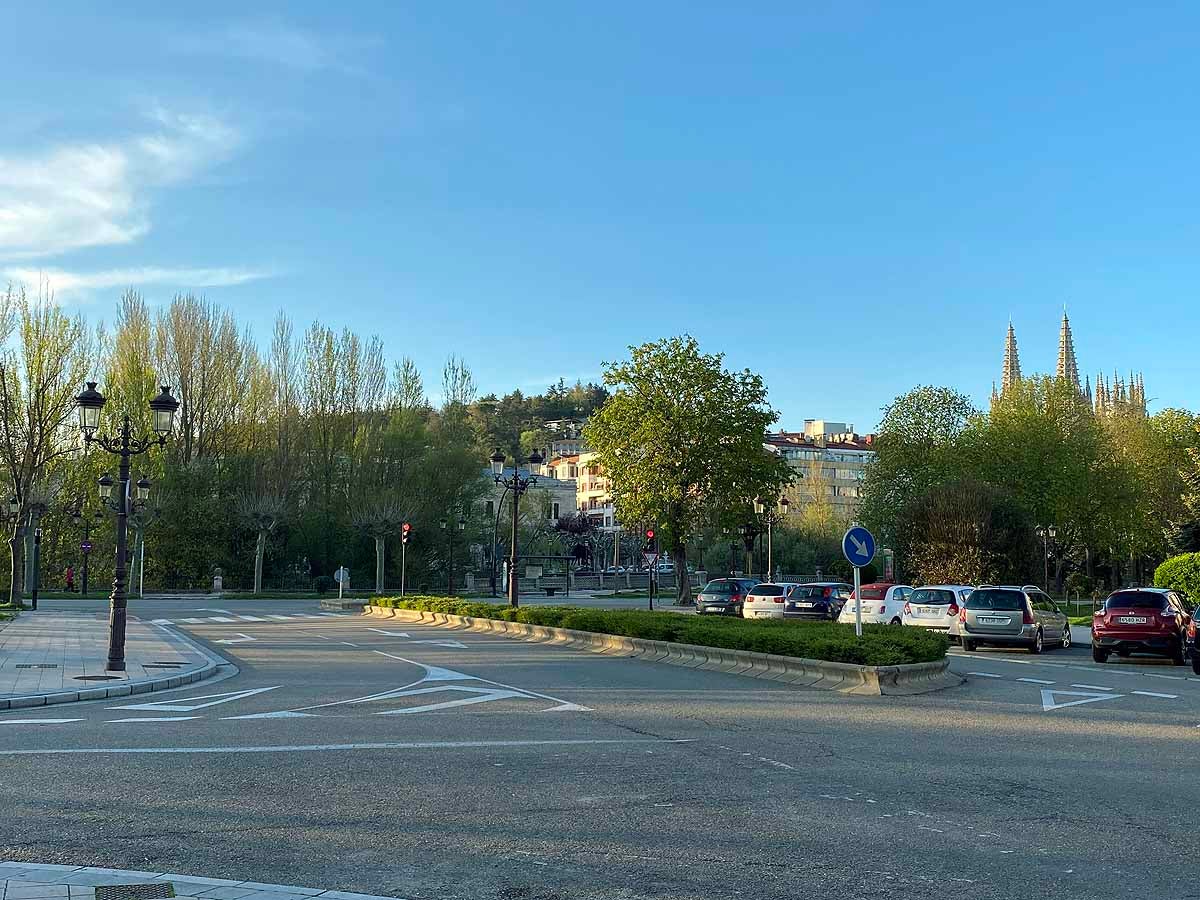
(742, 582, 802, 619)
(902, 585, 974, 635)
(838, 583, 914, 626)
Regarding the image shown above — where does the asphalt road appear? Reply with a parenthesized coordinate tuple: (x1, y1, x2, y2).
(1, 597, 1198, 900)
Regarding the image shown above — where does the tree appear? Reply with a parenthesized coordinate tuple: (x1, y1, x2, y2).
(584, 336, 792, 603)
(351, 497, 408, 594)
(236, 491, 288, 594)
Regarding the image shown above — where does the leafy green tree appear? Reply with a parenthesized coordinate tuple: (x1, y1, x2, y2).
(584, 336, 791, 603)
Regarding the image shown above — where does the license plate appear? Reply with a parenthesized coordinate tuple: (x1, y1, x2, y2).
(920, 607, 942, 617)
(795, 602, 814, 608)
(978, 616, 1007, 624)
(1117, 616, 1148, 624)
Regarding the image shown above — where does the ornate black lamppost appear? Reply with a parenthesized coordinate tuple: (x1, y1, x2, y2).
(71, 505, 105, 595)
(75, 382, 178, 671)
(753, 495, 790, 580)
(440, 512, 467, 595)
(490, 447, 544, 608)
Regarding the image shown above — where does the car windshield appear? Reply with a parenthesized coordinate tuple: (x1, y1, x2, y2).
(701, 581, 738, 594)
(911, 589, 955, 605)
(1106, 591, 1168, 611)
(751, 585, 785, 596)
(966, 589, 1025, 610)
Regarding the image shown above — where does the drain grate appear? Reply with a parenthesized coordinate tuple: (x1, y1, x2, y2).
(15, 664, 59, 669)
(95, 884, 176, 900)
(74, 674, 123, 681)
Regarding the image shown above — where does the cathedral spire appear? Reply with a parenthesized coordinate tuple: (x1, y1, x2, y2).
(1056, 310, 1080, 388)
(1000, 320, 1022, 396)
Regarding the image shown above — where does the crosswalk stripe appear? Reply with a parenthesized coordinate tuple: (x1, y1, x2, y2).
(267, 615, 293, 621)
(207, 616, 237, 623)
(236, 615, 269, 621)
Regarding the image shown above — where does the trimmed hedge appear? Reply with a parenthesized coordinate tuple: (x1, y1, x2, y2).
(371, 595, 949, 667)
(1154, 553, 1200, 603)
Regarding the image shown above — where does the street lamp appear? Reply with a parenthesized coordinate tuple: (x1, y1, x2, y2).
(1035, 525, 1057, 593)
(71, 505, 105, 596)
(754, 495, 789, 580)
(491, 446, 544, 608)
(75, 381, 178, 671)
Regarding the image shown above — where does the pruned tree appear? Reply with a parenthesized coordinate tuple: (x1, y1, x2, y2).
(351, 496, 409, 594)
(235, 491, 289, 594)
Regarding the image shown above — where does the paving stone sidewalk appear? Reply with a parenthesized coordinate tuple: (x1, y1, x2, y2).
(0, 864, 404, 900)
(0, 613, 220, 708)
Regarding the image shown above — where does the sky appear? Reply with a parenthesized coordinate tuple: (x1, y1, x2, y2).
(2, 2, 1197, 431)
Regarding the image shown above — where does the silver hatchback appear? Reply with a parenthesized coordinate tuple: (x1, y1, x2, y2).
(959, 585, 1071, 654)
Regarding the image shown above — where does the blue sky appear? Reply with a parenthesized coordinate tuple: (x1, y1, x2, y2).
(2, 2, 1196, 430)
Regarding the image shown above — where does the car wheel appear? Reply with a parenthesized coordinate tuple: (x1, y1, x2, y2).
(1029, 629, 1043, 654)
(889, 617, 902, 626)
(1092, 646, 1109, 664)
(1060, 624, 1072, 650)
(1172, 639, 1186, 666)
(962, 638, 976, 652)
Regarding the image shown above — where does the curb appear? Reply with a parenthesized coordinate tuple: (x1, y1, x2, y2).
(0, 626, 229, 712)
(0, 862, 407, 900)
(320, 599, 367, 611)
(363, 606, 962, 695)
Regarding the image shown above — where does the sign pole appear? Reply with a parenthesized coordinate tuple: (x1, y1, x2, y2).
(401, 541, 407, 597)
(853, 565, 862, 638)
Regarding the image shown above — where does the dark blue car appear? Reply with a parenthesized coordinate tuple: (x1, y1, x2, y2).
(696, 578, 760, 616)
(784, 582, 854, 620)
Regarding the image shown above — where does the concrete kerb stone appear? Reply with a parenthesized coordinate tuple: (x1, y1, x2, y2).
(362, 604, 961, 695)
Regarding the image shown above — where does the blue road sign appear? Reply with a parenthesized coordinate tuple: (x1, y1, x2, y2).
(842, 525, 876, 568)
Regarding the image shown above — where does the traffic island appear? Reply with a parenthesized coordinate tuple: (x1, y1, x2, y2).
(0, 612, 227, 710)
(363, 599, 961, 696)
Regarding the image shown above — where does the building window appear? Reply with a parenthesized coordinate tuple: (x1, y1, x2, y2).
(552, 502, 560, 520)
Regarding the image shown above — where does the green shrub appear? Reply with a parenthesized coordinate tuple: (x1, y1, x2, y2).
(1154, 553, 1200, 603)
(369, 595, 948, 666)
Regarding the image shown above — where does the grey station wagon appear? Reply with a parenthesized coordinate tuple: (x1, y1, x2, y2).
(959, 585, 1071, 654)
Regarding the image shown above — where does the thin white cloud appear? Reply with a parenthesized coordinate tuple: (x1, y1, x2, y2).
(3, 265, 274, 299)
(0, 110, 240, 259)
(172, 20, 377, 75)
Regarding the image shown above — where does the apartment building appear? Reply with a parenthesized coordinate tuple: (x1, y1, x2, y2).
(764, 420, 876, 522)
(544, 451, 618, 529)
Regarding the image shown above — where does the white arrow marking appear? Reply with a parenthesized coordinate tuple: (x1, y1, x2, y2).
(109, 686, 281, 713)
(368, 628, 411, 637)
(373, 685, 527, 715)
(222, 710, 320, 720)
(849, 534, 869, 557)
(1040, 689, 1124, 711)
(0, 718, 84, 725)
(216, 633, 257, 644)
(409, 639, 468, 649)
(107, 716, 202, 723)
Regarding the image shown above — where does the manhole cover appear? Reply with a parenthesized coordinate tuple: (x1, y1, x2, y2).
(15, 664, 59, 669)
(74, 675, 123, 681)
(95, 884, 175, 900)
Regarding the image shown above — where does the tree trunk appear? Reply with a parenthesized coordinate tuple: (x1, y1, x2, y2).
(254, 530, 267, 594)
(375, 535, 385, 594)
(9, 523, 25, 605)
(673, 545, 692, 605)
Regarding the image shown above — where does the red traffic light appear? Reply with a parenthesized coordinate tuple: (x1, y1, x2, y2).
(645, 529, 655, 540)
(402, 522, 411, 533)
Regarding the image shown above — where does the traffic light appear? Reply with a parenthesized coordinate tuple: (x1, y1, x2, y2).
(401, 522, 411, 544)
(644, 528, 656, 553)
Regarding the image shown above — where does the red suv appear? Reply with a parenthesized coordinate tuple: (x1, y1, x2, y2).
(1091, 588, 1193, 665)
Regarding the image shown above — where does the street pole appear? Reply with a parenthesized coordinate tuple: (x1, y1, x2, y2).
(401, 540, 407, 597)
(767, 519, 773, 579)
(853, 564, 862, 638)
(110, 434, 132, 671)
(29, 528, 40, 611)
(508, 480, 520, 607)
(81, 516, 90, 596)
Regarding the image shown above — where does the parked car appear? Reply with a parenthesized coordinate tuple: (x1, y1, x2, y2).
(959, 585, 1070, 653)
(743, 582, 802, 619)
(602, 565, 626, 575)
(696, 577, 759, 616)
(1091, 588, 1193, 665)
(838, 583, 913, 626)
(1186, 618, 1200, 675)
(784, 582, 853, 620)
(902, 585, 974, 636)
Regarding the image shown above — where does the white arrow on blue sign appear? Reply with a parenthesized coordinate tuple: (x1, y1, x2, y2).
(842, 525, 876, 567)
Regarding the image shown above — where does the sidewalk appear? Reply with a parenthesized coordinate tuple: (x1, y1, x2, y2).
(0, 863, 403, 900)
(0, 613, 223, 710)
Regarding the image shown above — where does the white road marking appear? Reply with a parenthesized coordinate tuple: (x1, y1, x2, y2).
(198, 608, 235, 615)
(1071, 684, 1114, 691)
(368, 629, 411, 637)
(221, 710, 319, 720)
(207, 616, 238, 623)
(106, 716, 203, 723)
(341, 642, 360, 648)
(0, 718, 84, 725)
(150, 618, 174, 625)
(409, 639, 469, 649)
(1143, 673, 1186, 681)
(236, 615, 269, 622)
(215, 633, 257, 644)
(373, 685, 528, 715)
(109, 686, 281, 712)
(180, 618, 204, 624)
(1041, 689, 1124, 711)
(967, 672, 1003, 678)
(1018, 678, 1055, 684)
(0, 738, 690, 755)
(267, 615, 293, 621)
(1130, 690, 1178, 699)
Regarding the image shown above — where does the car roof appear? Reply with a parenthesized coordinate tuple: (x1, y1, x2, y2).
(915, 584, 975, 590)
(806, 581, 851, 586)
(1110, 586, 1169, 594)
(751, 581, 801, 588)
(860, 582, 906, 589)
